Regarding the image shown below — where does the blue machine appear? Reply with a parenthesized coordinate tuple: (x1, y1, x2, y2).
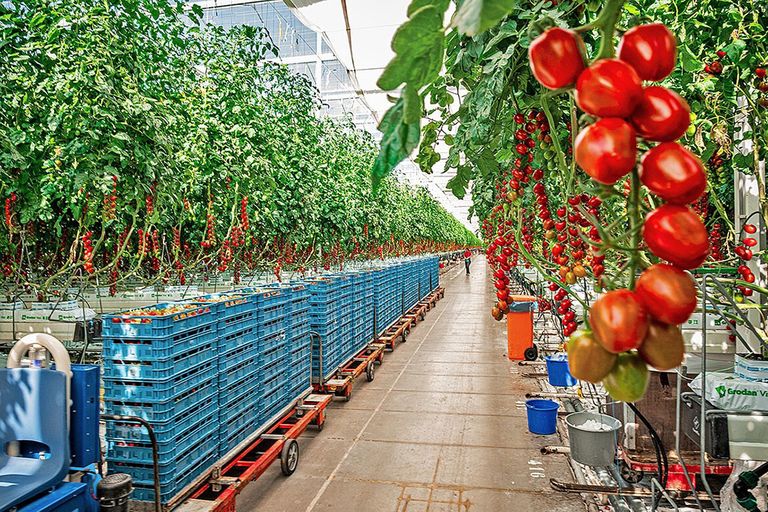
(0, 364, 100, 512)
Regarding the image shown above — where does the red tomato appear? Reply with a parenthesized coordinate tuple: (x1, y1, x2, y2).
(575, 59, 643, 118)
(635, 263, 697, 324)
(642, 205, 709, 269)
(529, 27, 586, 90)
(575, 118, 637, 185)
(617, 23, 677, 81)
(640, 142, 706, 204)
(630, 87, 690, 142)
(589, 289, 649, 353)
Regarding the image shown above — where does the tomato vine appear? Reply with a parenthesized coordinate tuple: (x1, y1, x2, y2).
(0, 0, 480, 298)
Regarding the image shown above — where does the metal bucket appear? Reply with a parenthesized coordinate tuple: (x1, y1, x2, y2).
(565, 411, 621, 466)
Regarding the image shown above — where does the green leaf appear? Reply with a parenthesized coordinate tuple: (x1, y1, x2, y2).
(402, 84, 423, 124)
(378, 6, 445, 91)
(372, 98, 421, 187)
(407, 0, 450, 17)
(452, 0, 518, 36)
(680, 44, 700, 72)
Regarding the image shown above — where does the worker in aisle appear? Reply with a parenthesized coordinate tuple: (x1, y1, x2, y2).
(464, 248, 472, 275)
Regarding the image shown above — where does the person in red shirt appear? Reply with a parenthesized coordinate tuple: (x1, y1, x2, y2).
(463, 249, 472, 275)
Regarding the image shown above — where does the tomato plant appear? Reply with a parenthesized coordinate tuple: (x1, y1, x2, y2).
(0, 0, 480, 296)
(375, 0, 768, 402)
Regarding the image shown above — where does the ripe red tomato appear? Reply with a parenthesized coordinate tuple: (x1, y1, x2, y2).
(640, 142, 706, 204)
(630, 87, 690, 142)
(575, 118, 637, 185)
(617, 23, 677, 81)
(635, 263, 697, 324)
(575, 59, 643, 118)
(529, 27, 586, 90)
(589, 289, 649, 353)
(642, 204, 709, 269)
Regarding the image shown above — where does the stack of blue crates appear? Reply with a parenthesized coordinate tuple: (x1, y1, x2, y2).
(102, 255, 441, 504)
(307, 274, 351, 382)
(269, 283, 312, 398)
(192, 292, 262, 457)
(350, 270, 375, 350)
(417, 255, 439, 300)
(102, 303, 220, 503)
(252, 288, 291, 424)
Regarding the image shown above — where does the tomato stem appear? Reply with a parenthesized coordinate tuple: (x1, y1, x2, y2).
(628, 167, 642, 289)
(573, 0, 627, 59)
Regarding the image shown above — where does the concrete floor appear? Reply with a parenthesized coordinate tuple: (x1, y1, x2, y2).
(238, 257, 586, 511)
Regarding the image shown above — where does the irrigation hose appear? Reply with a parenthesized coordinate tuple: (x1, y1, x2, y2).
(626, 402, 668, 505)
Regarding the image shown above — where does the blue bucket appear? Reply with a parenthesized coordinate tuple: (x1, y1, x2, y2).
(526, 399, 559, 435)
(545, 354, 578, 387)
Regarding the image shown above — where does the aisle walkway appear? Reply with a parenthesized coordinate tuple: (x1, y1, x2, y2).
(240, 257, 585, 511)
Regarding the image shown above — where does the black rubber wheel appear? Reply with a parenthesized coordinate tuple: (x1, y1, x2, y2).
(524, 346, 538, 361)
(366, 362, 375, 382)
(280, 439, 299, 476)
(402, 329, 410, 342)
(316, 412, 325, 431)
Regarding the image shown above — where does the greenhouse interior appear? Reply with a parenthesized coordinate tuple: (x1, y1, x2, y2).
(1, 0, 768, 511)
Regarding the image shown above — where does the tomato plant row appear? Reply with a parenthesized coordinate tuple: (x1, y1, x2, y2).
(376, 0, 767, 402)
(0, 0, 480, 298)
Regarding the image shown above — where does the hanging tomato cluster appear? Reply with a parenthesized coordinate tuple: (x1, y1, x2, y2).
(529, 21, 709, 402)
(735, 223, 758, 298)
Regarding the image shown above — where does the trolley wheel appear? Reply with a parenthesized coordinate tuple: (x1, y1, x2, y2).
(619, 460, 644, 484)
(366, 361, 375, 382)
(402, 329, 410, 342)
(524, 346, 538, 361)
(280, 439, 300, 476)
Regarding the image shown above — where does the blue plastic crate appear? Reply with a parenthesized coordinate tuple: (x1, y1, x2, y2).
(220, 379, 261, 423)
(218, 350, 260, 388)
(104, 375, 217, 423)
(217, 308, 257, 336)
(219, 371, 261, 407)
(260, 389, 290, 421)
(106, 397, 217, 444)
(103, 339, 216, 381)
(107, 413, 217, 463)
(110, 444, 218, 503)
(260, 330, 287, 354)
(219, 405, 259, 441)
(102, 321, 216, 361)
(219, 324, 258, 361)
(103, 303, 216, 339)
(191, 293, 256, 320)
(261, 314, 287, 338)
(290, 337, 311, 357)
(219, 412, 260, 454)
(260, 354, 289, 384)
(103, 358, 217, 402)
